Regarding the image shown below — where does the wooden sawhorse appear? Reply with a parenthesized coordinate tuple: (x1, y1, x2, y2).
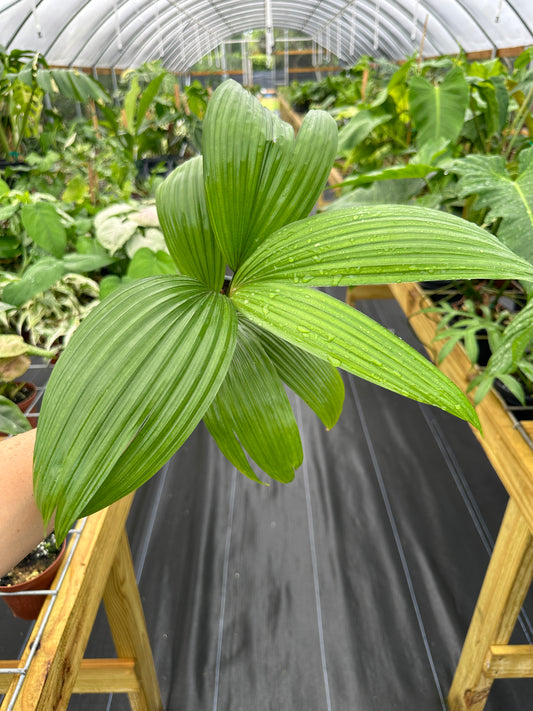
(348, 283, 533, 710)
(0, 492, 163, 710)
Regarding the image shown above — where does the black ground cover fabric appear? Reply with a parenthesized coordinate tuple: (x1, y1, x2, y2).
(2, 293, 533, 710)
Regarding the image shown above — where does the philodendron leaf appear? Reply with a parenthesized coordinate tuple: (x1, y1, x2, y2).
(241, 318, 344, 430)
(34, 276, 238, 540)
(204, 322, 303, 484)
(156, 155, 225, 290)
(231, 282, 479, 428)
(202, 79, 338, 270)
(232, 205, 533, 288)
(453, 147, 533, 263)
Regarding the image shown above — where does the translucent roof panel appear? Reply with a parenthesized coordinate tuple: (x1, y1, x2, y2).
(0, 1, 532, 72)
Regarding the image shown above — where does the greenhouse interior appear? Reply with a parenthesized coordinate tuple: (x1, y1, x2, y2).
(2, 1, 533, 710)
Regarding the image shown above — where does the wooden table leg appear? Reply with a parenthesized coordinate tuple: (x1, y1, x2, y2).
(448, 497, 533, 710)
(103, 528, 164, 711)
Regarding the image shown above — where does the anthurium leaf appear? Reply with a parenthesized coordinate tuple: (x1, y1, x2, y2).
(204, 321, 302, 483)
(34, 276, 238, 540)
(156, 156, 225, 290)
(0, 395, 31, 435)
(232, 205, 533, 288)
(20, 202, 67, 258)
(231, 282, 479, 428)
(241, 317, 344, 430)
(202, 78, 338, 270)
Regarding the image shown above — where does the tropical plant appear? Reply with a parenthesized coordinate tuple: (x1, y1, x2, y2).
(453, 146, 533, 263)
(0, 334, 53, 435)
(33, 79, 533, 542)
(0, 45, 108, 161)
(0, 178, 115, 307)
(0, 271, 100, 351)
(468, 297, 533, 405)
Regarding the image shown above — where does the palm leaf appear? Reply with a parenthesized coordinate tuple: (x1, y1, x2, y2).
(156, 156, 225, 290)
(34, 276, 238, 540)
(204, 322, 303, 483)
(232, 205, 533, 288)
(241, 318, 344, 430)
(231, 282, 479, 427)
(202, 79, 338, 270)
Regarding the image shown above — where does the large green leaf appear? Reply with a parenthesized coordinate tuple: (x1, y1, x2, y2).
(135, 72, 167, 133)
(409, 66, 469, 149)
(231, 282, 479, 427)
(0, 395, 31, 435)
(2, 257, 64, 306)
(327, 179, 425, 209)
(35, 68, 109, 103)
(337, 109, 392, 154)
(232, 205, 533, 288)
(204, 322, 303, 484)
(454, 148, 533, 263)
(156, 156, 225, 290)
(34, 276, 238, 540)
(126, 248, 176, 279)
(20, 202, 67, 258)
(241, 318, 344, 430)
(202, 79, 338, 270)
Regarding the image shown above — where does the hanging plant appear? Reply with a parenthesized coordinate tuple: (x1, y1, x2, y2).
(34, 79, 533, 541)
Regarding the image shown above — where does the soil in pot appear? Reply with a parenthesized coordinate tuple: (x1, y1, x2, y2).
(0, 533, 65, 620)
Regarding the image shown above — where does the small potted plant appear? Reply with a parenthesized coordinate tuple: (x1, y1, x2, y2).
(33, 79, 533, 543)
(0, 532, 65, 620)
(0, 334, 54, 435)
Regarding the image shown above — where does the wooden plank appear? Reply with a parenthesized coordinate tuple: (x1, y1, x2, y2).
(485, 645, 533, 679)
(521, 421, 533, 439)
(345, 285, 393, 306)
(0, 659, 139, 694)
(1, 494, 134, 711)
(390, 282, 533, 535)
(103, 529, 164, 711)
(447, 498, 533, 710)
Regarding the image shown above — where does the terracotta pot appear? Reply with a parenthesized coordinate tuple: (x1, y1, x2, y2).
(16, 381, 38, 428)
(0, 540, 66, 620)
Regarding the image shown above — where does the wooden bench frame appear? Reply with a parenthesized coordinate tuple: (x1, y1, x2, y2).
(348, 282, 533, 711)
(0, 493, 163, 711)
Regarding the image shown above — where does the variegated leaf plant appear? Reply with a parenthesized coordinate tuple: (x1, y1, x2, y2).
(34, 79, 533, 540)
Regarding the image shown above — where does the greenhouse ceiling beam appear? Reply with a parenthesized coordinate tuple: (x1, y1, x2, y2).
(117, 0, 273, 71)
(301, 0, 453, 58)
(452, 0, 530, 51)
(87, 0, 235, 71)
(298, 1, 419, 60)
